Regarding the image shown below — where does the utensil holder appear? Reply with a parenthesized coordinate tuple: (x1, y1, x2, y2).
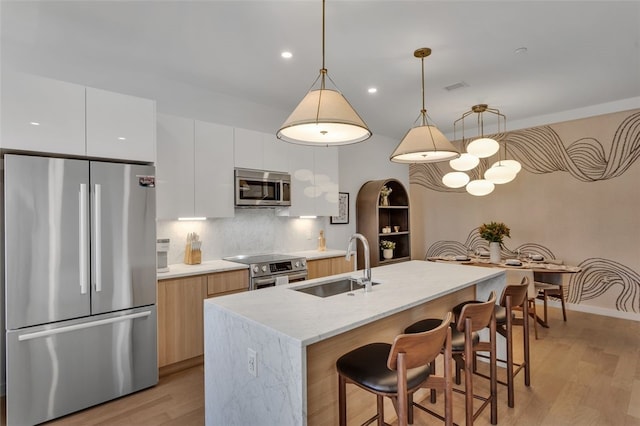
(184, 244, 202, 265)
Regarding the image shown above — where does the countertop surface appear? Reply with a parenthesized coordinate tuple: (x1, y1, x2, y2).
(204, 260, 504, 346)
(156, 249, 347, 280)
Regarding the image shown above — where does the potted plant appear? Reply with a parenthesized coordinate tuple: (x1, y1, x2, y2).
(478, 221, 510, 263)
(379, 185, 392, 206)
(380, 240, 396, 260)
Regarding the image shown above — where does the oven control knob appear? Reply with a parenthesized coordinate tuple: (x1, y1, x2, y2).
(252, 265, 259, 273)
(294, 261, 300, 268)
(261, 265, 268, 272)
(301, 259, 306, 267)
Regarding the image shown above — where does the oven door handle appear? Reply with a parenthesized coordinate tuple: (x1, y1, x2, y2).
(286, 272, 308, 282)
(253, 277, 277, 287)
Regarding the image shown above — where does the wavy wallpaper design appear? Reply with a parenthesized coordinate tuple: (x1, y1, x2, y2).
(426, 229, 640, 314)
(411, 110, 640, 191)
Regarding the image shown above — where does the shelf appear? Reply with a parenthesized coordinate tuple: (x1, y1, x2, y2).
(378, 231, 409, 237)
(378, 205, 408, 209)
(356, 178, 411, 269)
(379, 256, 411, 265)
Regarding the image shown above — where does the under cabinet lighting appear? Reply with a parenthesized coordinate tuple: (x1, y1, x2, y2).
(178, 217, 207, 221)
(299, 216, 317, 219)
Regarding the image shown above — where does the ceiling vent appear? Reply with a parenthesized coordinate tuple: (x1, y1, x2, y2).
(444, 81, 469, 91)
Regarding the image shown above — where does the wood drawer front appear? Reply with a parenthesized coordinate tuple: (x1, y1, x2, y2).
(207, 270, 249, 297)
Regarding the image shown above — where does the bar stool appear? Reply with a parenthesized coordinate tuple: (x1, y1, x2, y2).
(405, 292, 498, 426)
(336, 312, 454, 426)
(452, 280, 530, 408)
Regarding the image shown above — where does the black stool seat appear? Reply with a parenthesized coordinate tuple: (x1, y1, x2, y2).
(336, 343, 430, 393)
(453, 301, 508, 324)
(405, 319, 479, 352)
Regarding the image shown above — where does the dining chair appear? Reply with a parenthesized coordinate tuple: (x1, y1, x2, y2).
(336, 312, 454, 426)
(534, 267, 567, 325)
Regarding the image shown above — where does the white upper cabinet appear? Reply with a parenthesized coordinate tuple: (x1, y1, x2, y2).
(1, 71, 156, 162)
(156, 114, 195, 219)
(86, 87, 156, 162)
(234, 128, 289, 172)
(313, 147, 339, 217)
(286, 145, 339, 217)
(156, 114, 234, 220)
(263, 133, 290, 172)
(1, 71, 85, 155)
(234, 128, 263, 170)
(194, 121, 234, 218)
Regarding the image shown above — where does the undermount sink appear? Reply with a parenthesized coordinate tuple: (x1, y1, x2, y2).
(293, 278, 381, 298)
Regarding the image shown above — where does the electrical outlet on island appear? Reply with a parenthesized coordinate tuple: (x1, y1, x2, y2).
(248, 348, 257, 377)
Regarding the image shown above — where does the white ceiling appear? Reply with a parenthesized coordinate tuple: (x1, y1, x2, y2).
(2, 0, 639, 140)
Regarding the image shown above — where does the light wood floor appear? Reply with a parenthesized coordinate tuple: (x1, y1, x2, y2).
(3, 307, 640, 425)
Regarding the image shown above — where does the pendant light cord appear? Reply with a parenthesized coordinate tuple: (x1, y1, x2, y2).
(420, 55, 426, 126)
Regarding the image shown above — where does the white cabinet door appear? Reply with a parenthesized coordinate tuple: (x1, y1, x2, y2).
(313, 147, 339, 217)
(263, 133, 290, 172)
(156, 114, 195, 219)
(286, 146, 340, 217)
(86, 87, 156, 162)
(195, 121, 234, 218)
(233, 128, 263, 170)
(1, 71, 85, 155)
(287, 144, 317, 217)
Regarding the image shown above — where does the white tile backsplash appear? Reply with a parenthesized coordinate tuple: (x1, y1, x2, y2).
(157, 209, 329, 264)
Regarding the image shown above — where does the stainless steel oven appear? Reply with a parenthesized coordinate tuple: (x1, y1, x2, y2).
(223, 254, 307, 290)
(234, 168, 291, 207)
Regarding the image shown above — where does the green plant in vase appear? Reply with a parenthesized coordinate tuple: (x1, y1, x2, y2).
(478, 221, 510, 263)
(380, 240, 396, 260)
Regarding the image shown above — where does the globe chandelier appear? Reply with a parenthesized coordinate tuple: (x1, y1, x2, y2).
(442, 104, 522, 196)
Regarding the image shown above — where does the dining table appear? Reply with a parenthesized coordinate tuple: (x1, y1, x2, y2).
(426, 255, 582, 327)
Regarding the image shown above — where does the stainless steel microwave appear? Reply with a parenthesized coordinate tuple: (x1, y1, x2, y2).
(234, 168, 291, 207)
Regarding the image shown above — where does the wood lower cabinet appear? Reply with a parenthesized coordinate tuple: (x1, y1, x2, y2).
(157, 269, 249, 372)
(207, 269, 249, 297)
(307, 256, 355, 279)
(157, 275, 207, 368)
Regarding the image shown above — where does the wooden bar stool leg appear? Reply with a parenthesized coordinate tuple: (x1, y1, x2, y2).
(523, 296, 531, 386)
(377, 395, 385, 426)
(506, 297, 515, 408)
(490, 313, 498, 425)
(338, 375, 347, 426)
(464, 320, 474, 426)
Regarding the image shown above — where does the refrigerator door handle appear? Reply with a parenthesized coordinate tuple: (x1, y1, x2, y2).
(18, 311, 151, 341)
(94, 183, 102, 292)
(79, 183, 88, 295)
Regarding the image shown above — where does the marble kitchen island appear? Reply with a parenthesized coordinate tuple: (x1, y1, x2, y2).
(204, 260, 505, 426)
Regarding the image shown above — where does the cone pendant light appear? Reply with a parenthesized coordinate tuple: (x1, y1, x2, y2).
(277, 0, 371, 146)
(390, 48, 459, 163)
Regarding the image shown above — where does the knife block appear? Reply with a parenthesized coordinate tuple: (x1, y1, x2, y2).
(184, 244, 202, 265)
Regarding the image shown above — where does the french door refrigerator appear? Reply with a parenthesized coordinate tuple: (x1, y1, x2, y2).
(3, 154, 158, 425)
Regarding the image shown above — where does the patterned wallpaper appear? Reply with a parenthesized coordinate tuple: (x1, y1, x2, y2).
(410, 109, 640, 318)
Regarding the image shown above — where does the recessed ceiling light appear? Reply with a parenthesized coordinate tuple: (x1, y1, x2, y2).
(30, 121, 40, 126)
(514, 47, 528, 55)
(367, 87, 377, 94)
(117, 136, 126, 141)
(281, 51, 293, 59)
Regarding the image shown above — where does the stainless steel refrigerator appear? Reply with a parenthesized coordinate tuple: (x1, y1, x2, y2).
(3, 154, 158, 425)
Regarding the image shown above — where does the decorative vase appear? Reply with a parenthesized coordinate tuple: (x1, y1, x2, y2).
(382, 249, 393, 260)
(380, 194, 389, 206)
(489, 242, 501, 263)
